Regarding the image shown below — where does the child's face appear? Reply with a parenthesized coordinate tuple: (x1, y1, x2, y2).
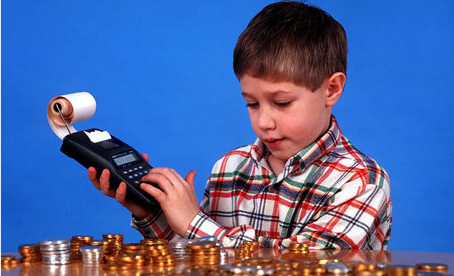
(240, 74, 332, 165)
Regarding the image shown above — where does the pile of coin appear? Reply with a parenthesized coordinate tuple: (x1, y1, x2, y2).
(288, 241, 310, 254)
(18, 244, 41, 263)
(1, 255, 22, 269)
(141, 238, 168, 246)
(70, 235, 93, 260)
(101, 234, 123, 258)
(123, 243, 146, 254)
(145, 242, 176, 267)
(118, 253, 150, 267)
(168, 239, 195, 260)
(416, 263, 448, 273)
(38, 239, 71, 265)
(80, 246, 103, 265)
(235, 241, 259, 260)
(187, 240, 222, 266)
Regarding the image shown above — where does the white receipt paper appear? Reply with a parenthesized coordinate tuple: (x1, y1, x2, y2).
(84, 130, 111, 143)
(47, 92, 111, 142)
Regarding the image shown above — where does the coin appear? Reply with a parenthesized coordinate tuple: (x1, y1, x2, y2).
(103, 264, 131, 271)
(38, 239, 72, 265)
(416, 263, 448, 272)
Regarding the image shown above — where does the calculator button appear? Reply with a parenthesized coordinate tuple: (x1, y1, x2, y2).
(138, 172, 144, 176)
(123, 171, 128, 175)
(133, 180, 140, 185)
(138, 166, 143, 170)
(128, 169, 133, 173)
(133, 167, 138, 171)
(127, 175, 134, 180)
(143, 170, 149, 175)
(133, 173, 139, 178)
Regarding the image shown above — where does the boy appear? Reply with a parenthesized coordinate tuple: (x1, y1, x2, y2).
(89, 1, 391, 249)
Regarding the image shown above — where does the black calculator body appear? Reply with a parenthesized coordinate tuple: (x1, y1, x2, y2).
(60, 128, 160, 210)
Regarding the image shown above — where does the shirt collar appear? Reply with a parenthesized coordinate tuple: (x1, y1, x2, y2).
(250, 116, 342, 172)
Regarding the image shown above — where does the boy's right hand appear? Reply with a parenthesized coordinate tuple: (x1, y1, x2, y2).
(88, 153, 151, 220)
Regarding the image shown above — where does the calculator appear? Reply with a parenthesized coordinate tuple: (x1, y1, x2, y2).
(60, 128, 160, 210)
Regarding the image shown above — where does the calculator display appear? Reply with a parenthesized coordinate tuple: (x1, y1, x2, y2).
(113, 152, 138, 166)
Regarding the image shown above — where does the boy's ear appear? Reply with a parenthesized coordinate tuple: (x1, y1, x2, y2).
(325, 72, 346, 107)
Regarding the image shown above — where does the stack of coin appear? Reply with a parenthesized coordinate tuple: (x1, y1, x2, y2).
(39, 239, 71, 265)
(70, 236, 93, 260)
(123, 243, 147, 254)
(168, 239, 195, 260)
(288, 242, 310, 254)
(103, 255, 119, 265)
(219, 247, 228, 265)
(80, 246, 103, 265)
(197, 236, 229, 264)
(143, 243, 176, 267)
(90, 240, 104, 246)
(188, 241, 221, 266)
(416, 263, 448, 273)
(152, 254, 176, 268)
(141, 238, 169, 246)
(118, 253, 150, 268)
(235, 241, 259, 260)
(1, 255, 22, 268)
(18, 243, 41, 263)
(102, 234, 123, 257)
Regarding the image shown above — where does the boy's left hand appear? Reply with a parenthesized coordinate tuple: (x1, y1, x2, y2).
(140, 168, 199, 237)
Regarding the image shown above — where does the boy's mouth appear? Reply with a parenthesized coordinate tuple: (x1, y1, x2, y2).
(264, 138, 284, 148)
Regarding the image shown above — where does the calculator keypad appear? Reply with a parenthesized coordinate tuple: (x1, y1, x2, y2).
(122, 165, 150, 185)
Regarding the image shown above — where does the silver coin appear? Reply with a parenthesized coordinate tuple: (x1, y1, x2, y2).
(38, 239, 68, 246)
(41, 254, 71, 260)
(198, 236, 217, 242)
(325, 262, 352, 274)
(376, 262, 389, 269)
(256, 267, 276, 275)
(42, 259, 72, 265)
(40, 244, 70, 252)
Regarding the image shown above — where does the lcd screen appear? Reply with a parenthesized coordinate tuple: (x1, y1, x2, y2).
(113, 153, 138, 166)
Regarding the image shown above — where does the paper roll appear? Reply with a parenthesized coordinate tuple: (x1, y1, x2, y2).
(47, 92, 96, 140)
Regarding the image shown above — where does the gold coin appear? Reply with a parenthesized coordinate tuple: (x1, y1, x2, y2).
(416, 263, 448, 272)
(187, 241, 218, 250)
(90, 240, 103, 246)
(387, 265, 416, 275)
(103, 264, 131, 271)
(146, 244, 168, 250)
(141, 239, 168, 245)
(1, 256, 16, 262)
(317, 259, 339, 265)
(357, 270, 387, 276)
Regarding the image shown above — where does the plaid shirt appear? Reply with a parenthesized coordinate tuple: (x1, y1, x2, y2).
(132, 116, 392, 249)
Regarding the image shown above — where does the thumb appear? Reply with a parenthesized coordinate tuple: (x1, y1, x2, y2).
(185, 170, 197, 188)
(141, 153, 150, 163)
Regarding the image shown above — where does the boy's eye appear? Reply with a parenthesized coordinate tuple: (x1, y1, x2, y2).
(275, 101, 291, 107)
(246, 102, 259, 108)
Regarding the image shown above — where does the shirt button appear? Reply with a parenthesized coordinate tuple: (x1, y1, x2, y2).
(268, 186, 275, 193)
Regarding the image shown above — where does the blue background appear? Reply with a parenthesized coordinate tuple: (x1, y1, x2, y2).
(2, 1, 453, 253)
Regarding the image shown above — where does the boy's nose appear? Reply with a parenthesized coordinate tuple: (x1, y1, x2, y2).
(257, 110, 276, 130)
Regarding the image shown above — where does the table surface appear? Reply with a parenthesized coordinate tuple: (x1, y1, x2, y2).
(2, 249, 454, 275)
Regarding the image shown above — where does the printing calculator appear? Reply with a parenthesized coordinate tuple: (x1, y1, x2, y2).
(60, 128, 160, 210)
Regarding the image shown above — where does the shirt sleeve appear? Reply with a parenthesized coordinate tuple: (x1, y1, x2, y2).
(131, 209, 176, 240)
(184, 175, 392, 250)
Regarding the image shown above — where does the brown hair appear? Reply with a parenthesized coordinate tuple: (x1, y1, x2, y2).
(233, 1, 347, 91)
